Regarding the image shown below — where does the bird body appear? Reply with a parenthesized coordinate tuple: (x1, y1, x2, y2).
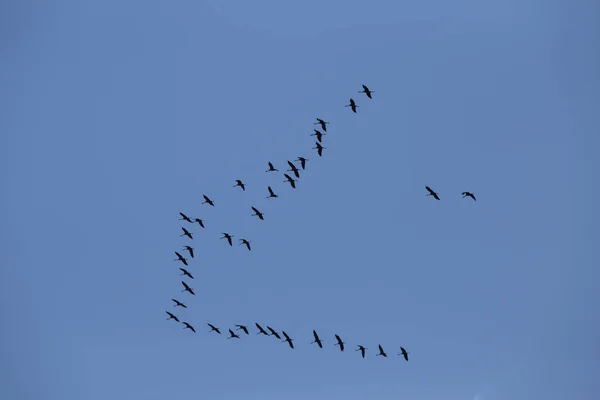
(462, 191, 476, 201)
(180, 227, 193, 239)
(179, 212, 192, 223)
(296, 157, 308, 170)
(183, 245, 194, 258)
(183, 322, 196, 332)
(398, 346, 410, 361)
(255, 323, 269, 336)
(221, 233, 234, 246)
(235, 325, 249, 335)
(334, 334, 345, 351)
(377, 344, 388, 357)
(314, 118, 329, 132)
(313, 142, 325, 157)
(266, 186, 278, 199)
(311, 129, 325, 142)
(239, 238, 252, 251)
(281, 331, 294, 349)
(193, 218, 205, 228)
(345, 98, 359, 113)
(202, 194, 215, 206)
(166, 311, 180, 322)
(266, 162, 278, 172)
(181, 281, 195, 295)
(311, 330, 323, 348)
(171, 298, 187, 308)
(234, 180, 246, 191)
(356, 345, 367, 358)
(283, 173, 297, 188)
(425, 186, 440, 200)
(228, 329, 241, 339)
(251, 206, 264, 220)
(207, 323, 221, 334)
(179, 268, 194, 279)
(359, 84, 374, 99)
(267, 326, 281, 339)
(174, 251, 188, 266)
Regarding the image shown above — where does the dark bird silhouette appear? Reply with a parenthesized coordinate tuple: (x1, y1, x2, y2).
(356, 345, 367, 358)
(194, 218, 205, 228)
(287, 160, 300, 178)
(398, 346, 410, 361)
(179, 212, 192, 223)
(202, 194, 215, 206)
(234, 180, 246, 191)
(182, 245, 194, 258)
(462, 191, 476, 201)
(311, 129, 325, 142)
(425, 186, 440, 200)
(228, 329, 241, 339)
(376, 344, 388, 357)
(181, 281, 195, 296)
(313, 142, 325, 157)
(239, 238, 251, 251)
(334, 334, 345, 351)
(220, 232, 234, 246)
(283, 173, 297, 188)
(296, 157, 308, 170)
(345, 98, 359, 113)
(267, 326, 281, 339)
(311, 330, 323, 348)
(171, 298, 187, 308)
(266, 186, 278, 199)
(166, 311, 179, 322)
(174, 251, 188, 266)
(180, 227, 193, 240)
(255, 323, 269, 336)
(235, 325, 249, 335)
(266, 162, 278, 172)
(207, 323, 221, 334)
(179, 268, 194, 279)
(314, 118, 329, 132)
(359, 84, 374, 99)
(251, 206, 264, 220)
(182, 322, 196, 333)
(281, 330, 294, 349)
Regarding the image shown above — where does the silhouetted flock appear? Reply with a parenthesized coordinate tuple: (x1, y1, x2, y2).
(164, 84, 477, 362)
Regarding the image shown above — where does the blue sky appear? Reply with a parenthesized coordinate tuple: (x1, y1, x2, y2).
(1, 1, 599, 399)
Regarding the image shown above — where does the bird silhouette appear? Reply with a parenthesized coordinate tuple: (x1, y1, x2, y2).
(228, 329, 241, 339)
(180, 227, 193, 240)
(345, 98, 359, 113)
(313, 142, 325, 157)
(179, 268, 194, 279)
(239, 238, 251, 251)
(356, 345, 367, 358)
(281, 331, 294, 349)
(255, 323, 269, 336)
(287, 160, 300, 178)
(251, 206, 264, 220)
(181, 281, 195, 296)
(266, 186, 278, 199)
(266, 162, 278, 172)
(234, 180, 246, 191)
(235, 325, 249, 335)
(462, 191, 476, 201)
(182, 322, 196, 333)
(171, 298, 187, 308)
(166, 311, 179, 322)
(334, 334, 345, 351)
(267, 326, 281, 339)
(202, 194, 215, 206)
(207, 323, 221, 334)
(283, 173, 297, 188)
(296, 157, 308, 170)
(220, 233, 234, 246)
(425, 186, 440, 200)
(311, 129, 325, 142)
(314, 118, 329, 132)
(174, 251, 188, 266)
(359, 84, 374, 99)
(194, 218, 205, 228)
(179, 212, 192, 223)
(311, 330, 323, 348)
(376, 344, 388, 357)
(398, 346, 410, 361)
(182, 245, 194, 258)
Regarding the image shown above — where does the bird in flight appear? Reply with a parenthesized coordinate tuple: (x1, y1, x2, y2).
(255, 323, 269, 336)
(356, 345, 367, 358)
(179, 268, 194, 279)
(166, 311, 179, 322)
(235, 325, 249, 335)
(179, 212, 192, 223)
(287, 160, 300, 178)
(180, 227, 193, 240)
(266, 186, 278, 199)
(251, 206, 264, 220)
(266, 161, 278, 172)
(462, 191, 476, 201)
(398, 346, 410, 361)
(267, 326, 281, 339)
(334, 334, 345, 351)
(193, 218, 205, 228)
(228, 329, 241, 339)
(182, 322, 196, 333)
(182, 245, 194, 258)
(313, 142, 325, 157)
(296, 157, 308, 170)
(345, 98, 359, 113)
(239, 238, 251, 251)
(174, 251, 188, 266)
(425, 186, 440, 200)
(171, 298, 187, 308)
(283, 173, 297, 188)
(311, 129, 325, 142)
(234, 180, 246, 191)
(202, 194, 215, 206)
(281, 330, 294, 349)
(359, 84, 374, 99)
(314, 118, 329, 132)
(221, 232, 234, 246)
(181, 281, 195, 296)
(311, 330, 323, 348)
(207, 323, 221, 334)
(376, 344, 388, 357)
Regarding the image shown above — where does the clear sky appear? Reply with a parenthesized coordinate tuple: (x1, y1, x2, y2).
(1, 1, 599, 399)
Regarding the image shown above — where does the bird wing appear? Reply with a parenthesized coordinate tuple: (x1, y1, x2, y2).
(284, 173, 292, 181)
(282, 331, 291, 341)
(251, 206, 259, 213)
(335, 334, 341, 344)
(426, 186, 434, 194)
(268, 186, 274, 195)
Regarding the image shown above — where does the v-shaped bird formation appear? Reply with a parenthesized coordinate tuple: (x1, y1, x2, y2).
(164, 84, 478, 363)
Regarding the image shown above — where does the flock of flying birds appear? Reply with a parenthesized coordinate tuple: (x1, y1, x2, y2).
(163, 84, 477, 362)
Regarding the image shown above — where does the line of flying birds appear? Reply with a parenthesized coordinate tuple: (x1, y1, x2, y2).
(164, 84, 477, 363)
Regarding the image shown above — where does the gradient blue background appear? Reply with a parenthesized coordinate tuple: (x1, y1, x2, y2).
(1, 1, 598, 399)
